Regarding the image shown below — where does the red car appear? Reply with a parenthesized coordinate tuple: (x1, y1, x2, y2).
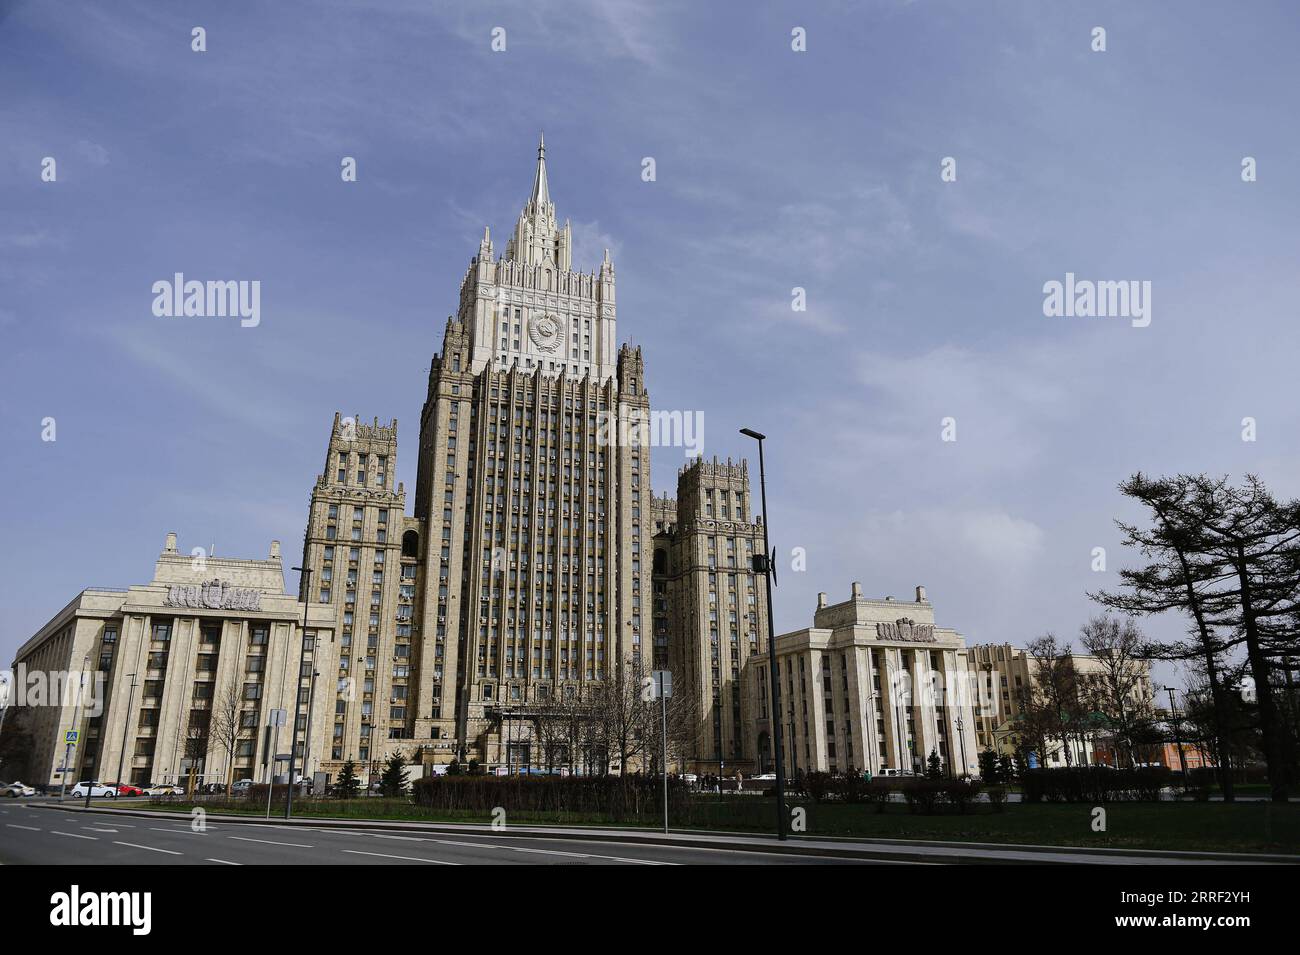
(111, 782, 144, 797)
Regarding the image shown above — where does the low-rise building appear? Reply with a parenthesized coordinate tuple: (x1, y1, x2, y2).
(3, 533, 334, 789)
(746, 583, 980, 778)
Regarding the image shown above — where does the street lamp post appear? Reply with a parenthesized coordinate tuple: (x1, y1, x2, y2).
(1164, 686, 1189, 792)
(740, 427, 787, 841)
(112, 674, 138, 797)
(956, 714, 967, 779)
(285, 566, 313, 818)
(301, 669, 319, 793)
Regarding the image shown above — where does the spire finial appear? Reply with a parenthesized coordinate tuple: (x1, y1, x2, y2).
(530, 132, 550, 209)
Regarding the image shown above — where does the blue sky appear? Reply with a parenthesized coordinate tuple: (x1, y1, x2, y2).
(4, 1, 1300, 681)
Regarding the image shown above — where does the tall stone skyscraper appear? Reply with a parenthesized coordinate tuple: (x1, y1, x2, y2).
(298, 138, 769, 777)
(411, 136, 651, 765)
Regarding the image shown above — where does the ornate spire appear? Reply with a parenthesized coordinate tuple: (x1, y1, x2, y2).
(529, 132, 550, 210)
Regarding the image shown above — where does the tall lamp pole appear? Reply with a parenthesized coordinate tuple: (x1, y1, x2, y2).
(740, 427, 787, 841)
(285, 566, 313, 818)
(112, 674, 138, 798)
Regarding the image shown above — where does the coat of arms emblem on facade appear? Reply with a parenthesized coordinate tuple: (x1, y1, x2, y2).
(529, 313, 564, 353)
(876, 617, 937, 643)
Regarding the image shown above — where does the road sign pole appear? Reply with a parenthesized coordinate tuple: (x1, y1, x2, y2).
(661, 687, 668, 833)
(58, 741, 74, 801)
(265, 723, 278, 819)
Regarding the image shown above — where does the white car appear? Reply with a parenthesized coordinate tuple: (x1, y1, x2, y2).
(143, 783, 182, 796)
(2, 781, 36, 797)
(70, 781, 116, 798)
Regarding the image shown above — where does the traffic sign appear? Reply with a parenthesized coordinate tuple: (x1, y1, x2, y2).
(650, 670, 673, 699)
(65, 730, 79, 744)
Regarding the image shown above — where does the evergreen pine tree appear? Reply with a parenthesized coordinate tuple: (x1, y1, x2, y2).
(336, 759, 361, 799)
(380, 752, 410, 797)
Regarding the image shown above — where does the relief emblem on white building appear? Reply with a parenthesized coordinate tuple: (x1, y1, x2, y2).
(529, 313, 564, 353)
(165, 578, 262, 611)
(876, 617, 937, 643)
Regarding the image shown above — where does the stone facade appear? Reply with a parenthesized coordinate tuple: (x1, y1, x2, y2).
(747, 583, 980, 778)
(7, 533, 334, 788)
(650, 457, 771, 774)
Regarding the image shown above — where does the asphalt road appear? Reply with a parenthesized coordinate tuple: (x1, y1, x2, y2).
(0, 802, 878, 865)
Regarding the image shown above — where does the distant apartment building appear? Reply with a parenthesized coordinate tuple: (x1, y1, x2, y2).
(966, 643, 1154, 767)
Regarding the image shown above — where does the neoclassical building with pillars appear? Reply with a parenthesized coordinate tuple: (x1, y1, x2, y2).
(746, 582, 980, 778)
(7, 533, 335, 788)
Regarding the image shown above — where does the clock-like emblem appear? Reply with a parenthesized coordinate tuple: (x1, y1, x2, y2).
(529, 313, 564, 353)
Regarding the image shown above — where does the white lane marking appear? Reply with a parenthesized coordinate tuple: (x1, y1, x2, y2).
(228, 835, 314, 848)
(510, 846, 674, 865)
(512, 846, 590, 858)
(6, 824, 40, 831)
(113, 841, 182, 855)
(341, 849, 458, 865)
(373, 834, 426, 842)
(148, 827, 210, 836)
(52, 830, 98, 840)
(206, 858, 242, 865)
(433, 839, 512, 850)
(83, 827, 118, 833)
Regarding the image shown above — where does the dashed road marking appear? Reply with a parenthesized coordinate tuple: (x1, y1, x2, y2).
(113, 841, 182, 855)
(228, 835, 314, 848)
(341, 849, 458, 865)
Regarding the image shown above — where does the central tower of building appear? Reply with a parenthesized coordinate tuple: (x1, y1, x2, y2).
(411, 137, 651, 766)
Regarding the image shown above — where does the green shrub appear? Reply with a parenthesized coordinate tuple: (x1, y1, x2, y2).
(1020, 767, 1173, 803)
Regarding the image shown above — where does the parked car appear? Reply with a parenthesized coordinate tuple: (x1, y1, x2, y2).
(111, 782, 145, 796)
(231, 778, 254, 795)
(69, 781, 116, 798)
(2, 780, 36, 798)
(143, 783, 182, 796)
(752, 773, 777, 782)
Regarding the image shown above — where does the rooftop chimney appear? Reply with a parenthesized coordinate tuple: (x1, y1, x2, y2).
(270, 540, 281, 560)
(817, 592, 827, 609)
(915, 585, 927, 602)
(851, 582, 862, 599)
(164, 531, 177, 554)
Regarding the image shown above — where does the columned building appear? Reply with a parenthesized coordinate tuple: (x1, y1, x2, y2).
(6, 533, 334, 788)
(747, 583, 980, 778)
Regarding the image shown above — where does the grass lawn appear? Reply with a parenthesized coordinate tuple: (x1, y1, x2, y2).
(140, 796, 1299, 854)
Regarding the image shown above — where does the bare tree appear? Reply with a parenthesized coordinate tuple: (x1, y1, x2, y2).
(208, 683, 243, 796)
(1077, 614, 1152, 767)
(1025, 634, 1084, 766)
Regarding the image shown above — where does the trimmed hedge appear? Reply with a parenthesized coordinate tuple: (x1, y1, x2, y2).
(1020, 767, 1173, 803)
(410, 773, 687, 820)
